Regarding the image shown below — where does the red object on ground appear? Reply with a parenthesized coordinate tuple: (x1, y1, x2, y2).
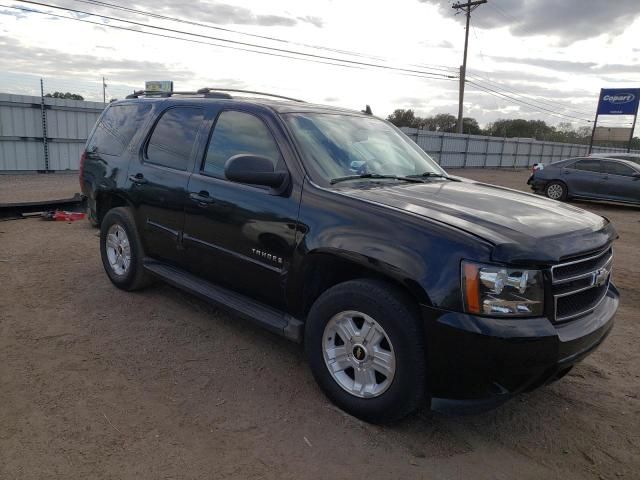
(51, 210, 86, 221)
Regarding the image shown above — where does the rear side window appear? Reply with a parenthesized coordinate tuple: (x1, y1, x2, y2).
(603, 161, 636, 177)
(88, 104, 151, 156)
(203, 111, 282, 178)
(146, 107, 204, 170)
(572, 159, 602, 173)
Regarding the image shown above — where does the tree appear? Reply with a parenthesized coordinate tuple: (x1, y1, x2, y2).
(386, 109, 421, 128)
(485, 119, 554, 139)
(45, 91, 84, 101)
(462, 117, 482, 135)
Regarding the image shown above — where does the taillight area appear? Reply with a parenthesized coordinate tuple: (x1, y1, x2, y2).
(79, 150, 87, 189)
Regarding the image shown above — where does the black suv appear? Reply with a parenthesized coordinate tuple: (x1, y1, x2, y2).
(81, 89, 618, 422)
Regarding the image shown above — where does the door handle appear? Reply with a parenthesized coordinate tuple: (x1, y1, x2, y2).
(189, 191, 215, 204)
(128, 173, 148, 184)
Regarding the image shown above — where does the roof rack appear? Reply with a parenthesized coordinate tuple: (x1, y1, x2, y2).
(125, 88, 305, 102)
(125, 90, 233, 99)
(196, 88, 305, 103)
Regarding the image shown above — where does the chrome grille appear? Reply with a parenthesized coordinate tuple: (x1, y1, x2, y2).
(551, 247, 613, 322)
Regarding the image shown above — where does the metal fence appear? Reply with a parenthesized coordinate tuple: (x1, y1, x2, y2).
(0, 92, 104, 172)
(401, 127, 639, 168)
(1, 94, 638, 172)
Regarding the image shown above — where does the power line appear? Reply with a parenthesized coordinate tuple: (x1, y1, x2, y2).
(446, 2, 600, 119)
(467, 80, 593, 122)
(71, 0, 387, 62)
(467, 80, 633, 125)
(466, 72, 596, 117)
(12, 0, 456, 81)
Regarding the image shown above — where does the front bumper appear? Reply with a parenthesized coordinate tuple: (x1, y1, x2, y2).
(422, 283, 618, 413)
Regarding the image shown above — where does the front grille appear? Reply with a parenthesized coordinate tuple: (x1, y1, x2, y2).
(550, 247, 612, 322)
(552, 247, 613, 283)
(556, 282, 609, 319)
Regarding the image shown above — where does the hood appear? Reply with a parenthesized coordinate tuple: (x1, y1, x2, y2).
(340, 178, 617, 264)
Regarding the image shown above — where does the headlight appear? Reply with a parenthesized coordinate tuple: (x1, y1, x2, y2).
(461, 261, 544, 317)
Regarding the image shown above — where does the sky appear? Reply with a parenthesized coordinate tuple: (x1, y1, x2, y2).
(0, 0, 639, 132)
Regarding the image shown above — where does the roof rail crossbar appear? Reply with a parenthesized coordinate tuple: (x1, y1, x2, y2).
(125, 90, 232, 99)
(197, 88, 305, 103)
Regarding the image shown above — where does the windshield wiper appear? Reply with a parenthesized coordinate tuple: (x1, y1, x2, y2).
(406, 172, 458, 181)
(330, 173, 424, 185)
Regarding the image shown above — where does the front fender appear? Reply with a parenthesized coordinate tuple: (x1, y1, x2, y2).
(287, 180, 493, 315)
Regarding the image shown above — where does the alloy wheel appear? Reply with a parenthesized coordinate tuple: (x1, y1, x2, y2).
(322, 310, 396, 398)
(105, 224, 131, 276)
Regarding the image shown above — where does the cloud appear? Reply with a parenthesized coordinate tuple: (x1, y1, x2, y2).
(489, 55, 640, 75)
(125, 0, 312, 27)
(0, 35, 193, 82)
(422, 0, 640, 45)
(420, 39, 454, 49)
(47, 0, 318, 28)
(0, 7, 28, 19)
(298, 16, 324, 28)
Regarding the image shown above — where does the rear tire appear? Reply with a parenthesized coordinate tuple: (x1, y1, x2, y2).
(545, 181, 568, 201)
(305, 279, 427, 424)
(100, 207, 152, 291)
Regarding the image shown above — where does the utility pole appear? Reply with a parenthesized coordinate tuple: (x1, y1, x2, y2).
(452, 0, 487, 134)
(102, 76, 107, 104)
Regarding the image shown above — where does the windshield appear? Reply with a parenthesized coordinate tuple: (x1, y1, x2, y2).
(283, 113, 446, 184)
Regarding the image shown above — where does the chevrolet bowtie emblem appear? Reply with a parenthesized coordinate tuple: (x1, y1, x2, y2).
(593, 267, 609, 287)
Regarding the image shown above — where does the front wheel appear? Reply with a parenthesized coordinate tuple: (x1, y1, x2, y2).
(305, 279, 427, 423)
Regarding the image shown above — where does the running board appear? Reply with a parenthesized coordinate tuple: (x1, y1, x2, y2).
(143, 259, 303, 342)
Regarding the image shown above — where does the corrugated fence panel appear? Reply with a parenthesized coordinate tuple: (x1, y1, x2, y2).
(0, 92, 103, 171)
(401, 127, 639, 168)
(49, 142, 84, 170)
(0, 104, 42, 137)
(485, 139, 503, 167)
(0, 140, 43, 170)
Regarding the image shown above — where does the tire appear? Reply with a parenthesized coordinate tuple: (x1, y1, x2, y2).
(305, 279, 427, 424)
(545, 181, 568, 201)
(100, 207, 152, 291)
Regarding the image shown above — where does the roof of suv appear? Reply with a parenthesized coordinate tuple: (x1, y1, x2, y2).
(119, 91, 368, 116)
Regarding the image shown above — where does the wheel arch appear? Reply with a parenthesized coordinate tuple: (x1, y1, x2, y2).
(288, 249, 431, 318)
(96, 192, 133, 224)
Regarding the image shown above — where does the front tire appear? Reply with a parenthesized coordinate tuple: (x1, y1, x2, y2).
(305, 279, 427, 423)
(100, 207, 151, 291)
(545, 181, 568, 201)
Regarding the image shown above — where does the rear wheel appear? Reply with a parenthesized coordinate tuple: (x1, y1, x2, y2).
(305, 279, 427, 423)
(545, 181, 568, 201)
(100, 207, 151, 291)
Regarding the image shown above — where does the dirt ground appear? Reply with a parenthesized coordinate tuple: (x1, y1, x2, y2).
(0, 169, 638, 479)
(0, 172, 79, 204)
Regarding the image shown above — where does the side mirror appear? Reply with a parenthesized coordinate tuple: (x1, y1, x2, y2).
(224, 154, 289, 189)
